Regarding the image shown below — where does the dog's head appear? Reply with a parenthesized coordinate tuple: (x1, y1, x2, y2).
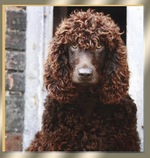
(68, 44, 105, 86)
(44, 9, 129, 104)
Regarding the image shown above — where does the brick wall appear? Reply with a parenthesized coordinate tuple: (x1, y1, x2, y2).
(5, 6, 26, 151)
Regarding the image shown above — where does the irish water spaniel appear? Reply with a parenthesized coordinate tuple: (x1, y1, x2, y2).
(26, 9, 140, 151)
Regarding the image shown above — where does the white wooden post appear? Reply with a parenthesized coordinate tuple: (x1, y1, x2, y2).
(23, 6, 53, 150)
(127, 6, 144, 151)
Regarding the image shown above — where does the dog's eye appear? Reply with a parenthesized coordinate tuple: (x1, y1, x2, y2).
(71, 44, 78, 49)
(96, 44, 102, 49)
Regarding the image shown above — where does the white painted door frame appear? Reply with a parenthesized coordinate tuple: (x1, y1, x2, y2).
(23, 6, 53, 150)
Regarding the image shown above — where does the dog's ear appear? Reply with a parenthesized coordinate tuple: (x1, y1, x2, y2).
(44, 39, 78, 104)
(99, 37, 130, 104)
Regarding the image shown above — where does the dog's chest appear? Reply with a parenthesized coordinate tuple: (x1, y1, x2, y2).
(47, 103, 124, 151)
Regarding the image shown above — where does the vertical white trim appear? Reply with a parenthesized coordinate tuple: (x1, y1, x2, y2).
(23, 6, 53, 150)
(127, 6, 144, 151)
(43, 7, 53, 61)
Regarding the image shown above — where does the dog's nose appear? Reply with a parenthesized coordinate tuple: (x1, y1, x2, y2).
(78, 68, 93, 78)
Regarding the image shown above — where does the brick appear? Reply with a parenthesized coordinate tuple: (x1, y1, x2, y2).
(6, 50, 25, 71)
(6, 96, 24, 133)
(6, 30, 26, 50)
(6, 72, 25, 92)
(5, 133, 22, 151)
(7, 9, 26, 31)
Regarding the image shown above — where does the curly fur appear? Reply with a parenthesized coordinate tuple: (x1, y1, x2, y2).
(26, 9, 140, 151)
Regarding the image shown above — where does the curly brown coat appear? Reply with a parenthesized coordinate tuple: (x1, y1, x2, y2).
(26, 9, 140, 151)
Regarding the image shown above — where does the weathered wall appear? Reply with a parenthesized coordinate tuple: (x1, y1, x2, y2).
(5, 6, 26, 151)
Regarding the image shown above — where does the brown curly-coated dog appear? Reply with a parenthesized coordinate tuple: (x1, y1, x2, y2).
(26, 9, 140, 151)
